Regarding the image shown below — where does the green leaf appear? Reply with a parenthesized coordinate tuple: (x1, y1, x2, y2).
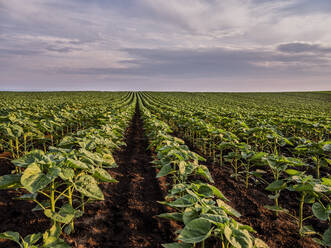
(93, 168, 118, 183)
(12, 150, 46, 168)
(183, 208, 199, 225)
(66, 158, 89, 170)
(217, 199, 241, 218)
(75, 175, 104, 200)
(322, 143, 331, 152)
(285, 169, 300, 176)
(264, 205, 289, 213)
(197, 185, 214, 198)
(21, 163, 54, 193)
(157, 163, 173, 178)
(312, 202, 328, 221)
(0, 174, 21, 189)
(207, 184, 229, 201)
(0, 231, 20, 245)
(224, 225, 253, 248)
(44, 204, 76, 224)
(59, 168, 75, 181)
(43, 223, 61, 246)
(44, 238, 70, 248)
(322, 177, 331, 187)
(265, 180, 286, 191)
(251, 152, 267, 161)
(196, 165, 214, 183)
(200, 213, 228, 224)
(177, 218, 212, 243)
(23, 233, 42, 245)
(178, 160, 186, 175)
(158, 212, 183, 222)
(322, 227, 331, 246)
(254, 238, 269, 248)
(15, 193, 38, 201)
(163, 194, 196, 208)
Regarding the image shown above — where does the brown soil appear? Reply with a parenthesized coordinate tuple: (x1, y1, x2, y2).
(176, 135, 324, 248)
(0, 159, 50, 248)
(65, 104, 175, 247)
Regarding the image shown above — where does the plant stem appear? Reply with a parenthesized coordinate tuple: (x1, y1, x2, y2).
(299, 193, 306, 232)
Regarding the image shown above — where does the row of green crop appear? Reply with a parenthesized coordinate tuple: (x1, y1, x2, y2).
(138, 93, 269, 248)
(142, 92, 330, 179)
(0, 92, 133, 159)
(0, 93, 136, 248)
(140, 92, 331, 246)
(147, 92, 330, 142)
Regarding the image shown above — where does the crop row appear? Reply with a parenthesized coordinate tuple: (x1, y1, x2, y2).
(140, 92, 331, 247)
(0, 92, 133, 159)
(0, 93, 136, 247)
(138, 93, 269, 248)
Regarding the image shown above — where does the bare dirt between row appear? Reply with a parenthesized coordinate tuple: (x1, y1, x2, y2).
(65, 105, 175, 247)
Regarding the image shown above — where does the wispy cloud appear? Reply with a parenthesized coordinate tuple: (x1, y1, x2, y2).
(277, 42, 331, 54)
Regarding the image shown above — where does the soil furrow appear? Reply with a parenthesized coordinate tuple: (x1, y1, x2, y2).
(66, 104, 174, 247)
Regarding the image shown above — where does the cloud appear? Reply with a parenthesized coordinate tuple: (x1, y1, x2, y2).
(277, 42, 331, 54)
(45, 46, 82, 53)
(1, 0, 331, 91)
(0, 48, 41, 56)
(59, 46, 331, 79)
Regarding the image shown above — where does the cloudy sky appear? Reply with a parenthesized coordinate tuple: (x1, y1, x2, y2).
(1, 0, 331, 91)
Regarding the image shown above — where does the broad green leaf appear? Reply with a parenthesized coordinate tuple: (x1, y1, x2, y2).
(157, 163, 173, 178)
(312, 202, 328, 220)
(59, 168, 75, 181)
(254, 238, 269, 248)
(23, 233, 42, 245)
(162, 194, 196, 208)
(207, 184, 229, 201)
(12, 150, 45, 168)
(15, 193, 37, 201)
(217, 199, 241, 218)
(178, 160, 186, 175)
(197, 185, 214, 198)
(75, 175, 104, 200)
(264, 205, 289, 213)
(285, 169, 300, 176)
(21, 163, 53, 193)
(178, 218, 212, 243)
(183, 208, 199, 225)
(44, 204, 76, 224)
(93, 168, 117, 183)
(322, 177, 331, 187)
(0, 231, 20, 245)
(201, 213, 228, 224)
(158, 212, 183, 222)
(0, 174, 21, 189)
(322, 143, 331, 152)
(196, 165, 214, 183)
(322, 227, 331, 246)
(265, 180, 286, 191)
(66, 158, 89, 170)
(224, 225, 253, 248)
(43, 223, 61, 246)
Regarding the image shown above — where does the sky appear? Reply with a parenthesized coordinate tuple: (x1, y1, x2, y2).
(0, 0, 331, 91)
